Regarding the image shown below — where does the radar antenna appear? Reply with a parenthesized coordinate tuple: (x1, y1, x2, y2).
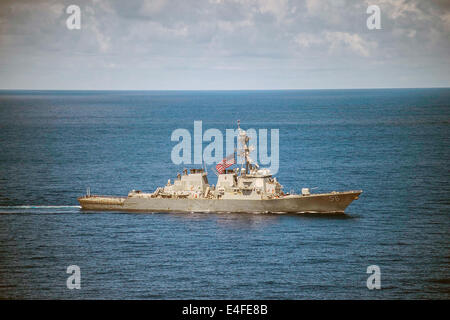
(237, 121, 258, 175)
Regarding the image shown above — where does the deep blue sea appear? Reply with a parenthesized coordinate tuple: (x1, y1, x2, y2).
(0, 89, 448, 299)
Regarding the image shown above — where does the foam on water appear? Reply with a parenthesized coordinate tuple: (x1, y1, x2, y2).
(0, 205, 81, 209)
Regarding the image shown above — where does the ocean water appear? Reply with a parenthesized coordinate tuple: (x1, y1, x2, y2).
(0, 89, 448, 299)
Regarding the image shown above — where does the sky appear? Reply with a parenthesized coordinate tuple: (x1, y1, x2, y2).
(0, 0, 449, 90)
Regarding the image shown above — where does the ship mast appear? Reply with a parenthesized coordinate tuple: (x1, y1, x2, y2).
(237, 120, 251, 175)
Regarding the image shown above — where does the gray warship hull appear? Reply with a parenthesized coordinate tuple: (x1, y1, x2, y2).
(78, 190, 362, 214)
(78, 122, 362, 214)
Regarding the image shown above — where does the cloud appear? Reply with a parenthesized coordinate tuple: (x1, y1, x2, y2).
(373, 0, 422, 19)
(294, 33, 323, 48)
(325, 32, 374, 57)
(0, 0, 448, 89)
(255, 0, 290, 23)
(295, 31, 376, 57)
(141, 0, 167, 15)
(84, 5, 111, 53)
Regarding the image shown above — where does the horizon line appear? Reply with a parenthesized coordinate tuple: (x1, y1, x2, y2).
(0, 86, 449, 92)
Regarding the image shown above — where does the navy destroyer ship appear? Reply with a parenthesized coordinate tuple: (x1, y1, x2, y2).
(78, 122, 362, 214)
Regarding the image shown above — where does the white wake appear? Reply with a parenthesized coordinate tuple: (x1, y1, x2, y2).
(0, 205, 81, 209)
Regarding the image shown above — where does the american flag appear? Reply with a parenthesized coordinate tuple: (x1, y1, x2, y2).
(215, 153, 236, 174)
